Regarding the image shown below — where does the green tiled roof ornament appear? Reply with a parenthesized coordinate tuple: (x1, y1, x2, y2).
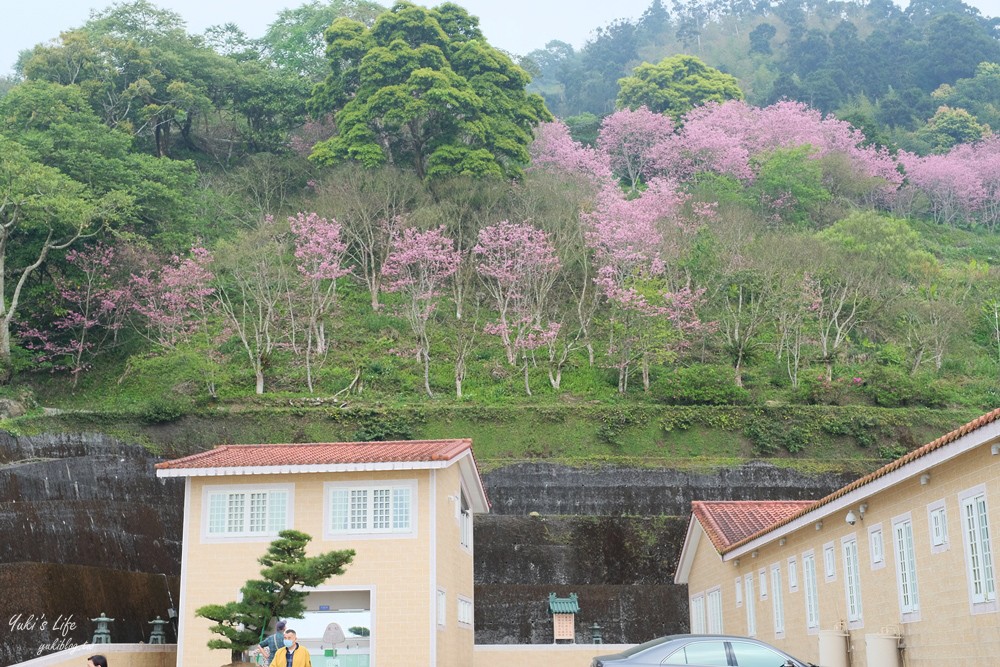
(548, 592, 580, 614)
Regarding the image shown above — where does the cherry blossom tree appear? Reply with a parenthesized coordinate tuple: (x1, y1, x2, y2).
(528, 120, 613, 186)
(897, 150, 986, 226)
(382, 226, 460, 397)
(898, 137, 1000, 229)
(289, 211, 350, 392)
(583, 180, 695, 391)
(131, 246, 216, 350)
(474, 220, 561, 395)
(676, 100, 902, 201)
(596, 106, 678, 192)
(20, 243, 131, 386)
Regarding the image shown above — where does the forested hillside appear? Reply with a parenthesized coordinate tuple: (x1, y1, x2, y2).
(1, 0, 999, 459)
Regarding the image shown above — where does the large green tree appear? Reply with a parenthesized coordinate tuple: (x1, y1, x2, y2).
(259, 0, 386, 80)
(616, 54, 744, 118)
(308, 1, 551, 179)
(20, 0, 309, 159)
(0, 81, 197, 242)
(196, 530, 355, 662)
(0, 135, 122, 378)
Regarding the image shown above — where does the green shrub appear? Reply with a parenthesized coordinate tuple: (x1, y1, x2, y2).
(352, 409, 418, 441)
(651, 365, 751, 405)
(860, 367, 951, 408)
(138, 395, 191, 423)
(790, 374, 856, 405)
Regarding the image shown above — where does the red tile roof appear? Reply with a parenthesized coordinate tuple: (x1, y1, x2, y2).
(155, 439, 474, 470)
(721, 407, 1000, 554)
(693, 501, 814, 552)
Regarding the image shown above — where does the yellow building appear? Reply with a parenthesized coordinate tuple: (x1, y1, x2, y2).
(676, 408, 1000, 666)
(155, 439, 489, 667)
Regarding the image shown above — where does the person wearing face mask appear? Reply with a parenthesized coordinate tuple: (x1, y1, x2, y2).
(268, 628, 311, 667)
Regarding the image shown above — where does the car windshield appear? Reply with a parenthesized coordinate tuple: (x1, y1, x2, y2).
(613, 635, 680, 658)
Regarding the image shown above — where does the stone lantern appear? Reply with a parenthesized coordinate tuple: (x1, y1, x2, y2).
(590, 622, 604, 644)
(148, 616, 169, 644)
(91, 612, 115, 644)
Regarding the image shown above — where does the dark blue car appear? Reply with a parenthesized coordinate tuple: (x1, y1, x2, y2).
(591, 634, 815, 667)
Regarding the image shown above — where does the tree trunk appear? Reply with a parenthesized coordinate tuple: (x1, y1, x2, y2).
(522, 357, 532, 396)
(256, 369, 265, 395)
(549, 367, 561, 390)
(422, 348, 433, 398)
(0, 322, 10, 383)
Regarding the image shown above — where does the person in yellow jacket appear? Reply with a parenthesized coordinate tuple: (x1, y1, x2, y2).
(268, 629, 312, 667)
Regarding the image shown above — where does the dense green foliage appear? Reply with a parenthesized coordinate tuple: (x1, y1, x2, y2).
(1, 0, 999, 469)
(308, 1, 551, 179)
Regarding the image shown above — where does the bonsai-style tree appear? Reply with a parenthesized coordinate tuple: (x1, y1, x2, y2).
(195, 530, 355, 663)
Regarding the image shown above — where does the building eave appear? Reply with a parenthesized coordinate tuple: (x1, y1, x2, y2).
(724, 416, 1000, 560)
(155, 459, 457, 478)
(674, 515, 704, 585)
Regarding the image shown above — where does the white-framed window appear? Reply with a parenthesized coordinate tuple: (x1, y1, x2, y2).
(787, 557, 798, 592)
(459, 488, 472, 550)
(759, 569, 768, 599)
(325, 480, 416, 538)
(842, 536, 863, 626)
(960, 486, 997, 611)
(869, 524, 885, 570)
(824, 542, 836, 582)
(437, 588, 447, 627)
(204, 484, 291, 539)
(690, 593, 706, 634)
(707, 587, 723, 633)
(929, 500, 948, 553)
(745, 575, 756, 636)
(803, 551, 819, 630)
(892, 514, 920, 621)
(771, 564, 784, 636)
(457, 596, 474, 628)
(735, 576, 743, 607)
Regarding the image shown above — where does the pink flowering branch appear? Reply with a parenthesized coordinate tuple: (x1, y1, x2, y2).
(382, 225, 460, 397)
(475, 220, 561, 395)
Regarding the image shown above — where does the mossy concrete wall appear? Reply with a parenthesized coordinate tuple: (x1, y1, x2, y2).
(0, 430, 862, 655)
(0, 433, 181, 666)
(473, 461, 857, 644)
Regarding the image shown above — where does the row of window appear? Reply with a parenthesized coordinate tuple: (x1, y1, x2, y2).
(204, 481, 472, 549)
(692, 485, 998, 635)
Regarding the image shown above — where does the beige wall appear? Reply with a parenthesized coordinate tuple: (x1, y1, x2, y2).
(433, 465, 476, 667)
(12, 642, 633, 667)
(473, 644, 632, 667)
(12, 644, 175, 667)
(687, 436, 1000, 666)
(178, 466, 470, 667)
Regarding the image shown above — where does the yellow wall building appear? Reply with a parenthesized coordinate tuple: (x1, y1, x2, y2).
(156, 439, 488, 667)
(676, 408, 1000, 666)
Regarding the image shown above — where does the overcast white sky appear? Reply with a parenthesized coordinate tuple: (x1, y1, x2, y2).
(2, 0, 999, 76)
